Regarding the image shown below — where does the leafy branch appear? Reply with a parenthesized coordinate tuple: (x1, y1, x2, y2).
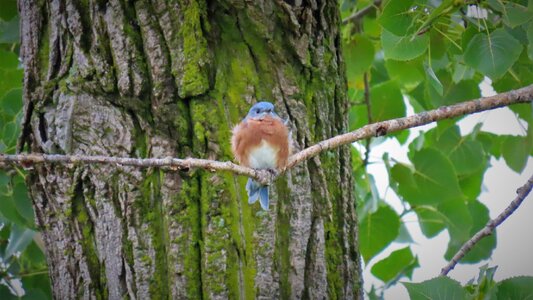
(342, 0, 382, 25)
(1, 84, 532, 185)
(441, 173, 533, 276)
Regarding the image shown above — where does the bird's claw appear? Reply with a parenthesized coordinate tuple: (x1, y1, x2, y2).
(267, 168, 279, 177)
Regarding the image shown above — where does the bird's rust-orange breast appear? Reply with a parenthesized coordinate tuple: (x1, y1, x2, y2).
(231, 116, 290, 169)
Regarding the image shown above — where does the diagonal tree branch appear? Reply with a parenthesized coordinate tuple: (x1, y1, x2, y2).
(440, 174, 533, 276)
(286, 83, 533, 168)
(1, 84, 533, 185)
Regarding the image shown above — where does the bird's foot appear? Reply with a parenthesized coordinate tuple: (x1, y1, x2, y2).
(266, 168, 279, 177)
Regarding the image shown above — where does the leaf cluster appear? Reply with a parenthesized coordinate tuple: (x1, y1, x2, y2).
(341, 0, 533, 296)
(403, 265, 533, 300)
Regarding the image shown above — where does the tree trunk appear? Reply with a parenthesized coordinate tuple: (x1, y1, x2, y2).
(18, 0, 361, 298)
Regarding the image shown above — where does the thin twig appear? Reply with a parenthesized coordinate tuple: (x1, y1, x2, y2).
(342, 0, 382, 25)
(1, 84, 533, 184)
(440, 174, 533, 276)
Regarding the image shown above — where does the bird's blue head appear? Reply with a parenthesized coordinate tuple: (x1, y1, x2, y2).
(246, 101, 279, 119)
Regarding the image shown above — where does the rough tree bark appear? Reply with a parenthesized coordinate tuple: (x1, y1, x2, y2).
(18, 0, 361, 298)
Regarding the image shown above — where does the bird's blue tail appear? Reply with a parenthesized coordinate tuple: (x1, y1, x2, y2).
(246, 178, 269, 210)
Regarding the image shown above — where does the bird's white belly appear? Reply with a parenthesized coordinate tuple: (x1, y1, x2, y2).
(248, 140, 278, 169)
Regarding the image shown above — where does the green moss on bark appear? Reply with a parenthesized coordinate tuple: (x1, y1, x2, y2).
(138, 170, 169, 299)
(178, 0, 210, 98)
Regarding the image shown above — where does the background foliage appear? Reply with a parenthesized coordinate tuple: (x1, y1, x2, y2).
(341, 0, 533, 298)
(0, 0, 532, 298)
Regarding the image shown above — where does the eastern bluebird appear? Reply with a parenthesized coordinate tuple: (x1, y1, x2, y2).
(231, 102, 290, 210)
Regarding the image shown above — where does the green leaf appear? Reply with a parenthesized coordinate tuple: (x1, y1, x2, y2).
(0, 50, 19, 69)
(13, 181, 35, 223)
(477, 131, 503, 159)
(359, 204, 400, 263)
(403, 277, 468, 300)
(465, 264, 498, 299)
(395, 222, 414, 243)
(5, 225, 35, 260)
(378, 0, 417, 36)
(348, 104, 367, 131)
(0, 0, 17, 21)
(464, 28, 523, 79)
(451, 61, 475, 83)
(510, 102, 533, 123)
(371, 247, 419, 283)
(430, 77, 481, 107)
(458, 166, 484, 199)
(527, 21, 533, 61)
(344, 34, 375, 83)
(1, 88, 23, 117)
(503, 2, 533, 28)
(0, 16, 19, 44)
(382, 29, 429, 61)
(431, 125, 487, 176)
(425, 63, 443, 96)
(391, 148, 464, 206)
(492, 51, 533, 92)
(439, 197, 472, 244)
(446, 201, 496, 262)
(369, 80, 406, 122)
(0, 285, 13, 299)
(502, 134, 533, 173)
(0, 67, 23, 99)
(414, 206, 446, 238)
(385, 58, 424, 91)
(495, 276, 533, 299)
(0, 192, 29, 227)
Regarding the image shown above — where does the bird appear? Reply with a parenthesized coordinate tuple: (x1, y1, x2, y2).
(231, 101, 290, 210)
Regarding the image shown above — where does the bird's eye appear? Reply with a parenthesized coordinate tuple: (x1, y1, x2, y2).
(255, 109, 260, 113)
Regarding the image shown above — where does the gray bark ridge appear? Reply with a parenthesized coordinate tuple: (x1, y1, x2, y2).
(19, 0, 361, 299)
